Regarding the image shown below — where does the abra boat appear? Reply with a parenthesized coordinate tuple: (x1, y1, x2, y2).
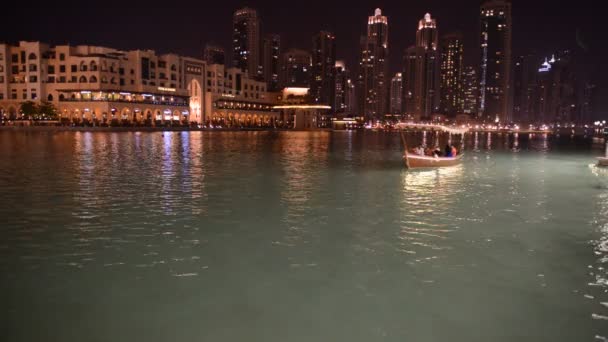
(404, 152, 464, 169)
(397, 123, 468, 169)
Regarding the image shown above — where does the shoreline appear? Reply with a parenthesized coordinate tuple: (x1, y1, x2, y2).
(0, 126, 302, 133)
(0, 125, 596, 136)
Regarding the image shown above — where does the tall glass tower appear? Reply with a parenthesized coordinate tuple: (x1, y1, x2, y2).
(356, 8, 389, 122)
(479, 0, 512, 122)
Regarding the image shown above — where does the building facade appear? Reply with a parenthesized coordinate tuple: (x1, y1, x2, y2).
(232, 7, 262, 80)
(403, 13, 440, 121)
(356, 8, 389, 122)
(479, 0, 512, 122)
(204, 44, 225, 65)
(389, 73, 403, 114)
(262, 34, 281, 92)
(512, 54, 538, 123)
(204, 63, 280, 127)
(0, 41, 205, 125)
(439, 32, 464, 117)
(462, 66, 478, 116)
(534, 52, 579, 124)
(311, 31, 336, 110)
(280, 49, 311, 89)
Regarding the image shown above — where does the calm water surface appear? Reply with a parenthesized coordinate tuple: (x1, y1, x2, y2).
(1, 131, 607, 341)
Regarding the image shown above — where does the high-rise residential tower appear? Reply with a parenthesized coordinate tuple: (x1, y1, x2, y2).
(462, 66, 479, 115)
(311, 31, 336, 109)
(233, 7, 262, 79)
(512, 54, 538, 123)
(263, 34, 281, 91)
(403, 13, 439, 121)
(356, 8, 389, 122)
(279, 49, 311, 89)
(479, 0, 512, 122)
(390, 73, 403, 114)
(439, 32, 464, 117)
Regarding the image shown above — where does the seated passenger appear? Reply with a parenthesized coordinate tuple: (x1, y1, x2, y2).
(433, 147, 442, 158)
(444, 144, 453, 158)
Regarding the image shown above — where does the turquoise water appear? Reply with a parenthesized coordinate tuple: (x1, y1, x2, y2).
(1, 131, 607, 341)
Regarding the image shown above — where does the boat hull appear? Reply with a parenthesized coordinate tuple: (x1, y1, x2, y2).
(404, 154, 463, 169)
(598, 157, 608, 167)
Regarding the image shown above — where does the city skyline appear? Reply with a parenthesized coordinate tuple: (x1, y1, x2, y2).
(2, 1, 600, 73)
(0, 0, 605, 120)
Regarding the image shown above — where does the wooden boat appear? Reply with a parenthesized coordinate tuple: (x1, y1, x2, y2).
(398, 124, 468, 169)
(404, 152, 463, 169)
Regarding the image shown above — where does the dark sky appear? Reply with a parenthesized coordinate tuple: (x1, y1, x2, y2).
(2, 0, 606, 115)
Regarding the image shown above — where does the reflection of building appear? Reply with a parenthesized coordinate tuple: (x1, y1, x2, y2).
(233, 7, 262, 79)
(263, 34, 281, 91)
(311, 31, 336, 110)
(274, 87, 330, 130)
(204, 64, 280, 127)
(479, 0, 512, 122)
(280, 49, 311, 88)
(403, 13, 439, 121)
(357, 8, 389, 122)
(0, 41, 205, 124)
(390, 73, 403, 114)
(462, 66, 478, 115)
(439, 32, 464, 117)
(204, 44, 225, 65)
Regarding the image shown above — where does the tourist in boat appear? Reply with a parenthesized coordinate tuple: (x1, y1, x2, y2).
(451, 145, 458, 157)
(445, 145, 453, 158)
(433, 147, 442, 158)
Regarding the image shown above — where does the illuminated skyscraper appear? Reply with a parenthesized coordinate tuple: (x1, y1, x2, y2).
(403, 13, 439, 121)
(439, 32, 464, 116)
(233, 7, 262, 79)
(280, 49, 311, 88)
(263, 34, 281, 91)
(311, 31, 336, 109)
(479, 0, 512, 122)
(356, 8, 389, 122)
(390, 73, 403, 114)
(512, 54, 538, 123)
(334, 61, 357, 116)
(462, 66, 478, 115)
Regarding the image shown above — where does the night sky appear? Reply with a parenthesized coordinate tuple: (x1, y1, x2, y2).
(2, 0, 606, 115)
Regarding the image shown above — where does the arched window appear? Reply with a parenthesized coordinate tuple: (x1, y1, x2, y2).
(80, 61, 87, 72)
(101, 61, 108, 72)
(89, 76, 98, 83)
(110, 63, 116, 73)
(28, 53, 37, 60)
(79, 76, 87, 83)
(101, 76, 107, 84)
(59, 94, 65, 101)
(47, 94, 53, 101)
(90, 61, 98, 71)
(171, 64, 177, 71)
(110, 77, 116, 84)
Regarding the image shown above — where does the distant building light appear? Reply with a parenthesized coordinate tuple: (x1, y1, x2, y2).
(158, 87, 176, 92)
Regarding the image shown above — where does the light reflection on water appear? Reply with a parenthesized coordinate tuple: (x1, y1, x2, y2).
(0, 131, 607, 341)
